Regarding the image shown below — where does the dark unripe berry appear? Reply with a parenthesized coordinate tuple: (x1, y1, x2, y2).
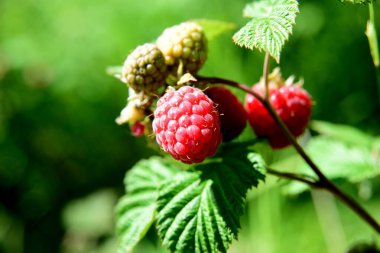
(122, 43, 168, 93)
(206, 86, 247, 141)
(157, 22, 207, 75)
(153, 86, 222, 164)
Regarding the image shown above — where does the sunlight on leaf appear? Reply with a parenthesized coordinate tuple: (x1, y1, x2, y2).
(156, 149, 265, 253)
(233, 0, 299, 62)
(338, 0, 373, 4)
(115, 157, 179, 253)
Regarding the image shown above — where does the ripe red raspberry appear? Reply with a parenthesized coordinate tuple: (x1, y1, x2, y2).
(153, 86, 222, 164)
(205, 86, 247, 141)
(245, 83, 312, 149)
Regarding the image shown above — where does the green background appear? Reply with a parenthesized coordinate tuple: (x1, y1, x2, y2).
(0, 0, 379, 252)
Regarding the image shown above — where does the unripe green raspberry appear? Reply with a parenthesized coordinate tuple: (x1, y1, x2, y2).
(121, 43, 168, 93)
(157, 22, 207, 75)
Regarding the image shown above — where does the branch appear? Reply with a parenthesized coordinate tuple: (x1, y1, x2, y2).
(266, 167, 320, 188)
(366, 2, 380, 104)
(196, 75, 380, 234)
(367, 2, 380, 68)
(263, 52, 271, 99)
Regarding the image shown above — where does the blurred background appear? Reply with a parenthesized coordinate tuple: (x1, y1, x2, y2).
(0, 0, 380, 252)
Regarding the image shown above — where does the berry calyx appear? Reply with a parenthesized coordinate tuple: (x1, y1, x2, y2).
(205, 86, 247, 141)
(153, 86, 222, 164)
(121, 43, 168, 93)
(245, 70, 312, 149)
(157, 22, 207, 76)
(116, 99, 146, 126)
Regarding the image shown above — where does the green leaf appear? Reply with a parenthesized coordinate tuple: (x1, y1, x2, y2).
(338, 0, 373, 4)
(276, 137, 380, 195)
(232, 0, 299, 62)
(304, 137, 379, 182)
(194, 19, 236, 41)
(115, 157, 180, 253)
(63, 190, 117, 236)
(311, 120, 374, 148)
(156, 151, 265, 253)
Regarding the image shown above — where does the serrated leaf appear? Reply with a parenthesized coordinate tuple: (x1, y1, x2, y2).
(194, 19, 236, 41)
(232, 0, 299, 62)
(115, 157, 180, 253)
(156, 151, 265, 253)
(248, 152, 267, 178)
(339, 0, 373, 4)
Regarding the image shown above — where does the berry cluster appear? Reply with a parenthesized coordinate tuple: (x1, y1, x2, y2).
(121, 21, 207, 96)
(115, 22, 312, 164)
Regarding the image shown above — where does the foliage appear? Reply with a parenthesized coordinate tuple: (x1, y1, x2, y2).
(1, 0, 380, 252)
(116, 145, 265, 253)
(338, 0, 374, 4)
(115, 157, 180, 253)
(194, 19, 236, 41)
(311, 120, 373, 147)
(233, 0, 299, 62)
(272, 121, 380, 195)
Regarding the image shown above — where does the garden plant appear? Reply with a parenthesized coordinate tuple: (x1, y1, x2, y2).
(109, 0, 380, 252)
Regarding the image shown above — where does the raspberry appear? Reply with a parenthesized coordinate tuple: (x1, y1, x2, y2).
(205, 86, 247, 141)
(121, 43, 168, 93)
(131, 122, 145, 137)
(157, 22, 207, 75)
(153, 86, 222, 164)
(245, 78, 312, 149)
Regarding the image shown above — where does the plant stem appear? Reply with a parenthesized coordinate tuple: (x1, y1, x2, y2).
(196, 75, 380, 233)
(268, 166, 380, 233)
(266, 167, 319, 188)
(367, 2, 379, 67)
(366, 2, 380, 102)
(323, 180, 380, 233)
(263, 52, 271, 99)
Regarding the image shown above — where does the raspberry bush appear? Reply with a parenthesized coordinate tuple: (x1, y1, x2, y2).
(111, 0, 380, 252)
